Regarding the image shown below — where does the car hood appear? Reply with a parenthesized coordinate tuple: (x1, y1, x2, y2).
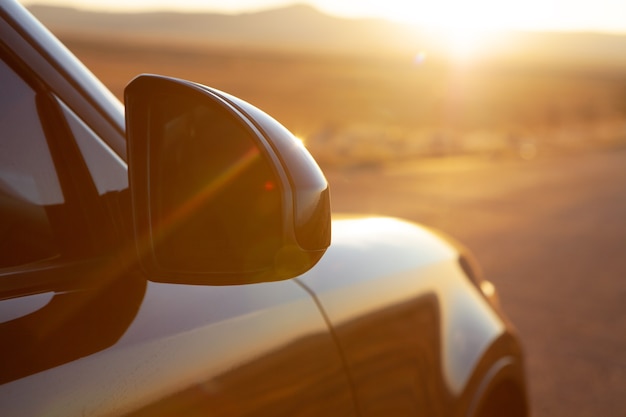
(308, 215, 458, 281)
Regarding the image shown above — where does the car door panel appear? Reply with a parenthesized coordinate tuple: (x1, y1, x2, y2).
(123, 280, 356, 417)
(1, 273, 356, 416)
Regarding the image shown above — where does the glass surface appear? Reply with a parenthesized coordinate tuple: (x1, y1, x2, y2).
(0, 59, 64, 267)
(60, 99, 128, 195)
(148, 92, 282, 272)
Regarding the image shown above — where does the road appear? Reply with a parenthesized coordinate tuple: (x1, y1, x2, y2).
(325, 148, 626, 417)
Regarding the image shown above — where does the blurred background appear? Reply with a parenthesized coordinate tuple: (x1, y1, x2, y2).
(23, 1, 626, 416)
(24, 0, 626, 166)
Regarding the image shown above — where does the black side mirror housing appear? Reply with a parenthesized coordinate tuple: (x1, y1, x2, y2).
(125, 75, 330, 285)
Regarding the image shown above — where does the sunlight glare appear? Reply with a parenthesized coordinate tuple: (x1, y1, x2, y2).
(433, 28, 495, 61)
(413, 51, 427, 65)
(338, 0, 524, 61)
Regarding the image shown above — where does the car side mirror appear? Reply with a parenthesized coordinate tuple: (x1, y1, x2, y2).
(125, 75, 330, 285)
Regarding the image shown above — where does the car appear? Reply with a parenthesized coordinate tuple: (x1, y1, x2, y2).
(0, 1, 529, 416)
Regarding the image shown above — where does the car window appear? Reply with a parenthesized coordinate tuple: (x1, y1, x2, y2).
(0, 57, 65, 268)
(59, 99, 128, 195)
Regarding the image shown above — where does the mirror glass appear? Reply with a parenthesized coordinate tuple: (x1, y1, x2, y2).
(147, 91, 282, 273)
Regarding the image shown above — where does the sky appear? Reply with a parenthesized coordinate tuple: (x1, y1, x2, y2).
(20, 0, 626, 34)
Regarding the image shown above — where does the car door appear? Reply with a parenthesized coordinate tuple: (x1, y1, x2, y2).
(0, 45, 356, 417)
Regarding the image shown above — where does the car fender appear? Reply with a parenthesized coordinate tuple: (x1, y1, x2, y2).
(297, 216, 514, 413)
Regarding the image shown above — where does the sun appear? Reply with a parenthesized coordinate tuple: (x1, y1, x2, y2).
(429, 27, 496, 61)
(390, 4, 505, 61)
(324, 0, 519, 61)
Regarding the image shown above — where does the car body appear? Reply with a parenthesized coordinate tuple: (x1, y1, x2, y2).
(0, 1, 528, 416)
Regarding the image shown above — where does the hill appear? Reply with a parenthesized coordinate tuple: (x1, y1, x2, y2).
(26, 4, 421, 56)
